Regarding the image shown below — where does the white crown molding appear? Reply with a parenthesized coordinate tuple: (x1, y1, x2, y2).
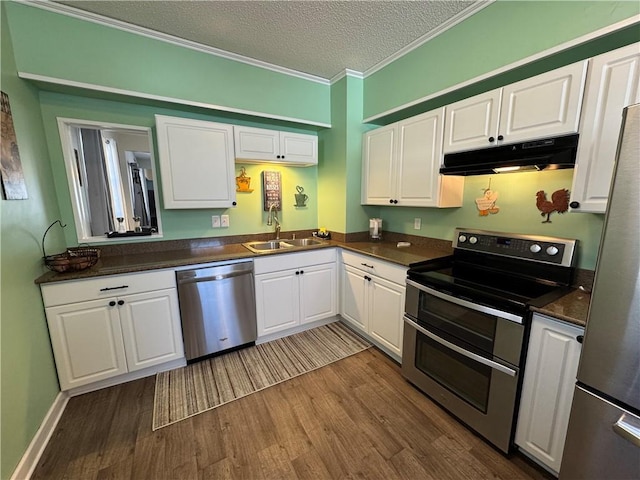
(363, 15, 640, 123)
(18, 72, 332, 128)
(330, 69, 365, 85)
(19, 0, 331, 86)
(10, 392, 69, 480)
(364, 0, 495, 78)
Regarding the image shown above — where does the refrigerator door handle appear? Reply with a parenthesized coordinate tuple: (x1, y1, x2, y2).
(612, 414, 640, 448)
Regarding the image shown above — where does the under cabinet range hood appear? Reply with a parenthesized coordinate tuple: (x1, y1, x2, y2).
(440, 134, 579, 176)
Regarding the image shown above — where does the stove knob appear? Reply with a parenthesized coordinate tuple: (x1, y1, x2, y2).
(458, 235, 467, 243)
(530, 244, 542, 253)
(469, 236, 478, 244)
(546, 245, 559, 256)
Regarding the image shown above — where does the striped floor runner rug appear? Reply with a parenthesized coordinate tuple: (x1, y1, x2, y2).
(152, 322, 370, 430)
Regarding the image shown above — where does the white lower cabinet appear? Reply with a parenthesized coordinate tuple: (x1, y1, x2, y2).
(515, 313, 584, 475)
(41, 270, 184, 392)
(254, 249, 337, 339)
(339, 250, 406, 361)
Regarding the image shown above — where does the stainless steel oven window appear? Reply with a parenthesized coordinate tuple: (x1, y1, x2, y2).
(416, 331, 492, 413)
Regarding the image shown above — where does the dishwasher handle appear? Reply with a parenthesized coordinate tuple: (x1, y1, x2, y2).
(177, 262, 254, 284)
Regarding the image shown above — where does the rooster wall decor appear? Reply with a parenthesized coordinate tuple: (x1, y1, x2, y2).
(536, 189, 570, 223)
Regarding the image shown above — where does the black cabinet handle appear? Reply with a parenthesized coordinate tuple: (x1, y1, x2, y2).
(361, 263, 374, 268)
(108, 301, 116, 307)
(300, 270, 304, 275)
(488, 136, 495, 143)
(295, 271, 300, 275)
(393, 199, 398, 204)
(232, 201, 237, 206)
(100, 285, 128, 291)
(364, 276, 372, 282)
(389, 199, 394, 204)
(117, 300, 125, 306)
(497, 135, 504, 141)
(576, 335, 584, 344)
(570, 201, 580, 209)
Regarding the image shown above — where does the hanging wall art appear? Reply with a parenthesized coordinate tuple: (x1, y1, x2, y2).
(0, 91, 28, 200)
(536, 189, 570, 223)
(475, 178, 500, 216)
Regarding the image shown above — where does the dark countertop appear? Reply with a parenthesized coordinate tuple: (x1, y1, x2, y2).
(531, 289, 590, 328)
(34, 236, 589, 327)
(35, 239, 452, 285)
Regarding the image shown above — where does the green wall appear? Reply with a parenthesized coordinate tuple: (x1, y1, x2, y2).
(1, 4, 64, 478)
(4, 1, 330, 127)
(318, 75, 370, 234)
(39, 92, 319, 246)
(380, 170, 604, 269)
(364, 1, 640, 120)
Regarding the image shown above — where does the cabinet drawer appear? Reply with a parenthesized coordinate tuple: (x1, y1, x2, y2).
(254, 249, 336, 274)
(41, 270, 176, 307)
(340, 250, 407, 285)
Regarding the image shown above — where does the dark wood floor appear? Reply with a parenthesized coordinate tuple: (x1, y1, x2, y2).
(33, 348, 551, 479)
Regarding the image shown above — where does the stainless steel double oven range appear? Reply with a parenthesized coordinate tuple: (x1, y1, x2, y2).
(403, 228, 577, 453)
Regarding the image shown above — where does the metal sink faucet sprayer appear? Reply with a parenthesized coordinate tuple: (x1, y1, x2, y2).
(266, 204, 281, 239)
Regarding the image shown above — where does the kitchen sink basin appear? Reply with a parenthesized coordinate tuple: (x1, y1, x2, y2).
(242, 238, 325, 253)
(280, 238, 324, 247)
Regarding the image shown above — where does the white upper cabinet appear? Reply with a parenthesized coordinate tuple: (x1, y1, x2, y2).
(570, 43, 640, 214)
(234, 126, 318, 165)
(442, 90, 502, 154)
(362, 109, 464, 207)
(443, 61, 588, 153)
(155, 115, 236, 209)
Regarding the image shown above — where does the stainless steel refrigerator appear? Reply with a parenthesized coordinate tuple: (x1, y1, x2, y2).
(560, 103, 640, 479)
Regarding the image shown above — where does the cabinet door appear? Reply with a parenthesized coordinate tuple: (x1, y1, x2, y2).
(46, 299, 127, 390)
(396, 109, 445, 207)
(368, 276, 405, 358)
(299, 263, 337, 325)
(515, 314, 584, 474)
(234, 126, 279, 161)
(119, 289, 184, 372)
(500, 61, 587, 144)
(340, 265, 368, 332)
(155, 115, 236, 209)
(443, 89, 501, 153)
(571, 43, 640, 213)
(255, 270, 300, 336)
(279, 132, 318, 165)
(361, 125, 397, 205)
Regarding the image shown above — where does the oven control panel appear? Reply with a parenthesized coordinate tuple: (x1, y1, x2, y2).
(453, 229, 577, 267)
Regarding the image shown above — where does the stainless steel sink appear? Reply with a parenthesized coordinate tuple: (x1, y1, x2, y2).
(242, 237, 324, 253)
(242, 240, 292, 253)
(280, 238, 324, 247)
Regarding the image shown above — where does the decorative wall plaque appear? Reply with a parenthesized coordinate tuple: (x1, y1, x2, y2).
(262, 171, 281, 211)
(0, 91, 28, 200)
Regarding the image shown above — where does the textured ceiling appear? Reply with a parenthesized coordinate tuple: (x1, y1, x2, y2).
(55, 1, 486, 80)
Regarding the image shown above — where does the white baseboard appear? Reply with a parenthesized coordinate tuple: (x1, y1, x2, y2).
(11, 391, 69, 480)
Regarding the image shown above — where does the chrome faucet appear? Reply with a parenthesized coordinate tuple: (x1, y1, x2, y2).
(267, 204, 281, 240)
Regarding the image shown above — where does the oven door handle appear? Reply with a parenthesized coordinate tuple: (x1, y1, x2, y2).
(406, 279, 524, 324)
(403, 315, 518, 377)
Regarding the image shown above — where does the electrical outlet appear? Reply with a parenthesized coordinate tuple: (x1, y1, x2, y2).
(211, 215, 221, 228)
(221, 215, 230, 228)
(414, 218, 421, 230)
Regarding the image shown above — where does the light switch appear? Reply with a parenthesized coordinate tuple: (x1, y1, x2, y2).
(211, 215, 221, 228)
(221, 215, 230, 228)
(414, 218, 421, 230)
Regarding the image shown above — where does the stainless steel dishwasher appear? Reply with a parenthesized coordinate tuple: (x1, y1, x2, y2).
(177, 260, 257, 361)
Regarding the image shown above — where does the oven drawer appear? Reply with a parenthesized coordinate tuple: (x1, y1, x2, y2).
(402, 315, 520, 453)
